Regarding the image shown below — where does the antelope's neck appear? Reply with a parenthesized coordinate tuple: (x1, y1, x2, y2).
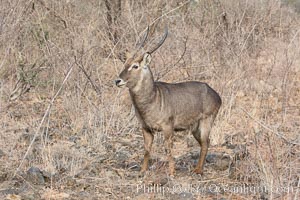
(129, 73, 156, 109)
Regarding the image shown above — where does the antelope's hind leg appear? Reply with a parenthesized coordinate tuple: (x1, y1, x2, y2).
(192, 116, 215, 175)
(163, 125, 175, 176)
(141, 128, 154, 173)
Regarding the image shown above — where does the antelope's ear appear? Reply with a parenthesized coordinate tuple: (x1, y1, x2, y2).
(125, 50, 132, 60)
(118, 50, 131, 63)
(143, 53, 152, 65)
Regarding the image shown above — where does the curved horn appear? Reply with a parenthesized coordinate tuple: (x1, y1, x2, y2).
(137, 26, 150, 49)
(148, 26, 168, 54)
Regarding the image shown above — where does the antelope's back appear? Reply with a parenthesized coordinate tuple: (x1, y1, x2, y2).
(155, 81, 221, 120)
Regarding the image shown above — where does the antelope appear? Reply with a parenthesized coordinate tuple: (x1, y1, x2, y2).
(115, 26, 221, 176)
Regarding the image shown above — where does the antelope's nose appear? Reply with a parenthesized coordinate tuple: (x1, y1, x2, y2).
(115, 79, 121, 86)
(115, 78, 126, 87)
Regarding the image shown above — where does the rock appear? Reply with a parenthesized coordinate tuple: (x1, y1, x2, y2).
(26, 167, 45, 185)
(206, 153, 223, 164)
(150, 175, 169, 186)
(200, 152, 232, 171)
(214, 155, 231, 171)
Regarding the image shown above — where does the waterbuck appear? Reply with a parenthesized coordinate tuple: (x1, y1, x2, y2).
(115, 27, 221, 176)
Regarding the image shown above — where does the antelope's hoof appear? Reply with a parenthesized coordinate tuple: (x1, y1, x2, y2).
(169, 167, 176, 177)
(140, 165, 148, 173)
(193, 168, 203, 175)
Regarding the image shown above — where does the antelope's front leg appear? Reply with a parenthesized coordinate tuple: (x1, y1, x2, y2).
(163, 126, 175, 176)
(141, 128, 154, 173)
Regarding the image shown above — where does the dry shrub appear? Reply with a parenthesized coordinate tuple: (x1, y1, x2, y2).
(0, 0, 299, 199)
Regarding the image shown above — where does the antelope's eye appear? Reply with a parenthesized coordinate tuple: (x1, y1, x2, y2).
(132, 65, 139, 69)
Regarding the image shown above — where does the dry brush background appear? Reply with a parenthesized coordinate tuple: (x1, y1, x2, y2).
(0, 0, 299, 199)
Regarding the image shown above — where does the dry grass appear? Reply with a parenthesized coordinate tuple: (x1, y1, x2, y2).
(0, 0, 299, 199)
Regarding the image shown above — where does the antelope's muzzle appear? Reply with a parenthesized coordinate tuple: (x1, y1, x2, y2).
(115, 78, 126, 87)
